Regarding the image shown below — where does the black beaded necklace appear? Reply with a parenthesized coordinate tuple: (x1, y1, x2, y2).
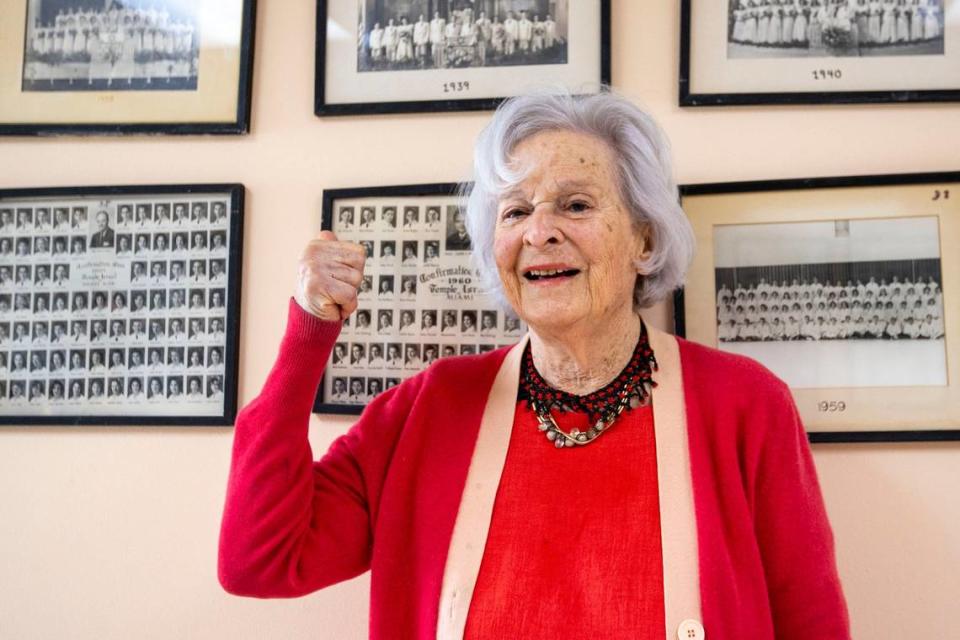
(518, 322, 658, 449)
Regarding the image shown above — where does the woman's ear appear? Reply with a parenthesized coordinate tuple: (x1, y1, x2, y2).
(633, 225, 653, 274)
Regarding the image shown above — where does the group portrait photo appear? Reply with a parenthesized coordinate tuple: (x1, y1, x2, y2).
(21, 0, 201, 91)
(356, 0, 568, 72)
(727, 0, 946, 58)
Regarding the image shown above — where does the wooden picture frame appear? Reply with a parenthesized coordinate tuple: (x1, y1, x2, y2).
(0, 0, 257, 135)
(315, 0, 611, 116)
(680, 0, 960, 106)
(677, 172, 960, 442)
(0, 183, 244, 426)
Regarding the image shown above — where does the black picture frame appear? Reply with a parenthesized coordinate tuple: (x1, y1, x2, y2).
(676, 171, 960, 443)
(0, 0, 257, 136)
(312, 182, 525, 414)
(0, 183, 244, 426)
(315, 0, 611, 116)
(679, 0, 959, 107)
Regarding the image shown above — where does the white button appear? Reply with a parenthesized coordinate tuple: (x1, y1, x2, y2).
(677, 618, 705, 640)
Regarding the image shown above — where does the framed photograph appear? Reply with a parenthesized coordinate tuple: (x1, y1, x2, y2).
(0, 0, 257, 135)
(0, 184, 244, 426)
(313, 183, 526, 414)
(680, 0, 960, 106)
(676, 172, 960, 442)
(315, 0, 610, 116)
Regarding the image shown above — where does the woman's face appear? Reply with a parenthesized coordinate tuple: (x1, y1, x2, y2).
(493, 130, 648, 333)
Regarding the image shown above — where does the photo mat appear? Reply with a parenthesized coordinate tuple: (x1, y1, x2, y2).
(313, 184, 526, 414)
(0, 184, 244, 426)
(678, 173, 960, 441)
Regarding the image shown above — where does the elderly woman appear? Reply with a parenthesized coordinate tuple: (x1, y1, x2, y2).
(219, 92, 849, 639)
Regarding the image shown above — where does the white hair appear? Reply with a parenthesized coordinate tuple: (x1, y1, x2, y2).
(462, 89, 695, 310)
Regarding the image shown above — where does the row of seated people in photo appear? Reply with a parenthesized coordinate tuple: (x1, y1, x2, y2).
(731, 0, 942, 46)
(719, 311, 944, 340)
(717, 275, 941, 307)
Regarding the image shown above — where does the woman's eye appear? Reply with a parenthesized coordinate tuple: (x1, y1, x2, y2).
(567, 200, 591, 213)
(501, 208, 526, 220)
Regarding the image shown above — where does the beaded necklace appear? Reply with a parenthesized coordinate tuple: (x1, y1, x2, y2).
(517, 323, 658, 448)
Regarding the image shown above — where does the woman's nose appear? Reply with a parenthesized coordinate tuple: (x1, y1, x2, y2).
(522, 204, 563, 247)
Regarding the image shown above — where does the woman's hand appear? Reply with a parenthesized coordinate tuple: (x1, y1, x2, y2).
(294, 231, 366, 321)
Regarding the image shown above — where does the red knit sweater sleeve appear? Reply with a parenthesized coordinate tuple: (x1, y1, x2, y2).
(747, 377, 851, 639)
(218, 299, 418, 598)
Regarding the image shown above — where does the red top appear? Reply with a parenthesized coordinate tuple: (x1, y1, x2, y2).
(465, 403, 665, 639)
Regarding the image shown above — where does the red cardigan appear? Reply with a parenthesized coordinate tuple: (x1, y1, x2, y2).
(218, 300, 850, 639)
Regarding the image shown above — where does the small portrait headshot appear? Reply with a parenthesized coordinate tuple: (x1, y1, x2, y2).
(147, 377, 165, 400)
(367, 343, 385, 367)
(90, 319, 108, 342)
(480, 310, 499, 335)
(209, 259, 227, 283)
(135, 203, 153, 226)
(211, 201, 227, 224)
(191, 202, 209, 224)
(34, 207, 52, 231)
(51, 236, 68, 256)
(33, 292, 50, 313)
(359, 240, 374, 259)
(441, 310, 458, 334)
(169, 289, 186, 310)
(172, 232, 189, 253)
(0, 208, 13, 230)
(108, 348, 126, 370)
(29, 350, 48, 373)
(52, 207, 69, 230)
(189, 289, 207, 310)
(133, 233, 150, 256)
(128, 348, 146, 370)
(403, 344, 422, 368)
(355, 309, 372, 331)
(348, 377, 366, 401)
(71, 206, 88, 229)
(16, 208, 33, 230)
(150, 290, 167, 311)
(130, 290, 148, 313)
(70, 236, 86, 255)
(29, 379, 47, 402)
(423, 344, 439, 365)
(9, 380, 26, 401)
(15, 238, 31, 258)
(210, 230, 228, 252)
(191, 231, 209, 251)
(153, 232, 170, 253)
(68, 379, 85, 400)
(377, 309, 394, 332)
(111, 291, 128, 313)
(10, 350, 27, 371)
(359, 276, 373, 295)
(424, 240, 440, 264)
(207, 346, 225, 369)
(33, 236, 50, 255)
(378, 275, 395, 297)
(116, 234, 132, 255)
(172, 203, 189, 225)
(167, 347, 185, 369)
(148, 318, 166, 341)
(89, 210, 115, 248)
(0, 238, 10, 257)
(332, 342, 348, 365)
(399, 276, 417, 298)
(117, 204, 134, 227)
(460, 344, 477, 355)
(402, 206, 420, 230)
(367, 377, 384, 397)
(504, 315, 522, 334)
(186, 376, 205, 399)
(401, 241, 419, 265)
(69, 320, 88, 342)
(359, 206, 376, 229)
(330, 377, 349, 402)
(149, 261, 168, 284)
(155, 203, 171, 224)
(208, 317, 226, 339)
(383, 343, 400, 366)
(338, 206, 355, 229)
(207, 375, 225, 399)
(167, 376, 184, 399)
(425, 206, 441, 229)
(130, 261, 148, 283)
(421, 310, 437, 332)
(51, 292, 68, 314)
(381, 206, 397, 229)
(51, 320, 68, 343)
(445, 206, 471, 251)
(461, 310, 478, 333)
(127, 378, 145, 399)
(49, 351, 66, 373)
(69, 349, 86, 371)
(14, 265, 31, 288)
(147, 347, 165, 371)
(398, 309, 417, 333)
(31, 321, 49, 344)
(187, 317, 206, 341)
(106, 377, 125, 399)
(34, 265, 51, 286)
(109, 319, 127, 341)
(350, 342, 367, 366)
(380, 240, 396, 260)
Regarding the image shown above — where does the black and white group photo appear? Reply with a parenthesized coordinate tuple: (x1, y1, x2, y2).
(712, 216, 947, 388)
(0, 194, 232, 416)
(356, 0, 568, 72)
(321, 194, 524, 406)
(727, 0, 945, 58)
(22, 0, 201, 91)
